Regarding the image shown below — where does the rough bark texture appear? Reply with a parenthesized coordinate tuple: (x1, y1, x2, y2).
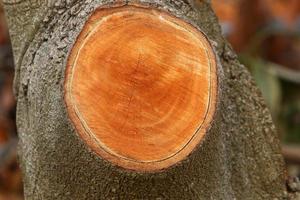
(3, 0, 288, 199)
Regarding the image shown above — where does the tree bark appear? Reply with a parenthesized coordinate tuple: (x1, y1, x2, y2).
(3, 0, 288, 199)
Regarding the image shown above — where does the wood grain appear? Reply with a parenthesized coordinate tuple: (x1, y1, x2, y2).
(64, 5, 218, 171)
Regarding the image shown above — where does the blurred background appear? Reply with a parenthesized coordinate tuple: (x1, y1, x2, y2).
(212, 0, 300, 182)
(0, 0, 298, 199)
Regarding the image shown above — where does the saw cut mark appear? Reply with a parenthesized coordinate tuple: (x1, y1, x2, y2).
(64, 5, 218, 171)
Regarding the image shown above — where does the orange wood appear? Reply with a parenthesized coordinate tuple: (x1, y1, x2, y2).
(64, 5, 218, 171)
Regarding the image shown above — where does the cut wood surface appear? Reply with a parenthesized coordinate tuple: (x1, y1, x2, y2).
(4, 0, 288, 198)
(65, 6, 218, 171)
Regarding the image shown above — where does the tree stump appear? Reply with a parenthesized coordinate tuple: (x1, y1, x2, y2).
(3, 0, 288, 199)
(64, 6, 218, 171)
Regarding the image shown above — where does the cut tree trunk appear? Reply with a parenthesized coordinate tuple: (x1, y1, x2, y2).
(3, 0, 288, 199)
(64, 5, 218, 172)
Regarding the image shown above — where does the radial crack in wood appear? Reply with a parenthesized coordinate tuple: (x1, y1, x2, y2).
(64, 5, 218, 171)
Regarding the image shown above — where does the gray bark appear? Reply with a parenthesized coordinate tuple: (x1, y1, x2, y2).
(2, 0, 288, 199)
